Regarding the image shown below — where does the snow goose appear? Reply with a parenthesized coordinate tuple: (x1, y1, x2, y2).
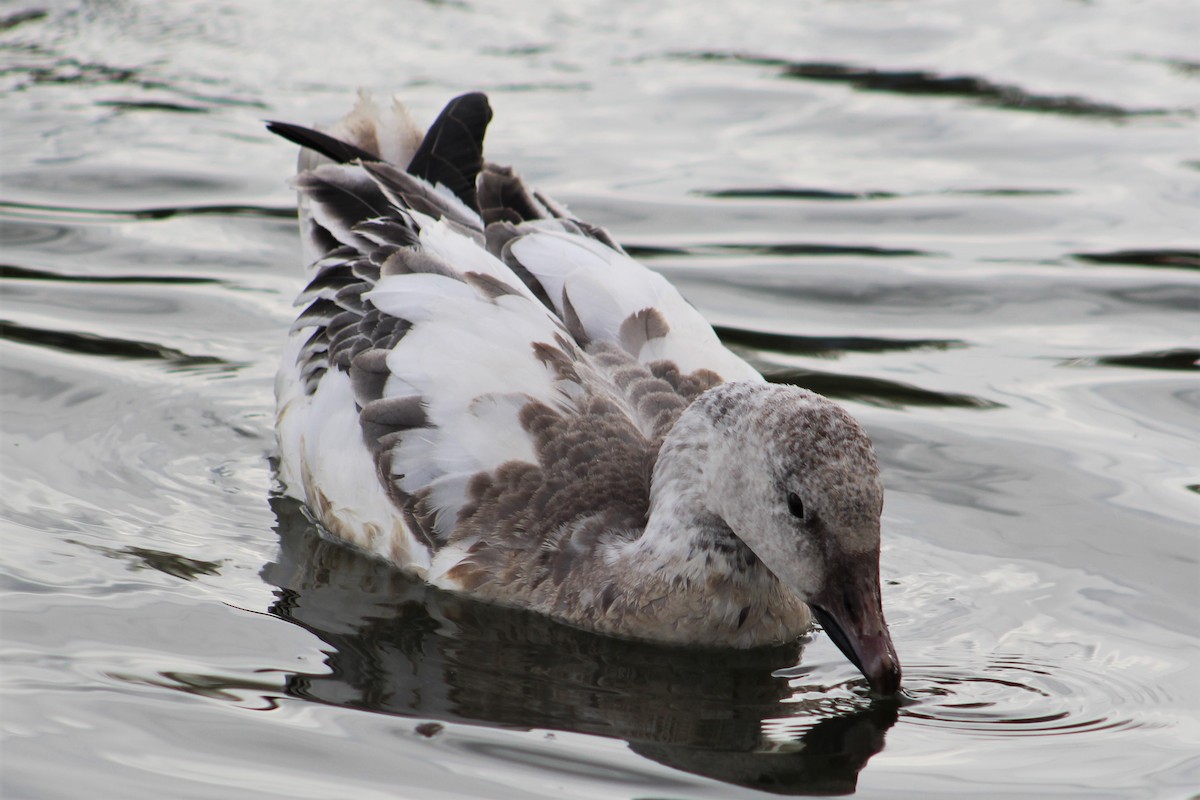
(268, 93, 901, 694)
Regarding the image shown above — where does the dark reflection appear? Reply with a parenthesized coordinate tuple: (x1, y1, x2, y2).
(695, 187, 1066, 201)
(631, 705, 897, 796)
(263, 496, 899, 795)
(715, 326, 961, 357)
(0, 9, 47, 31)
(953, 188, 1069, 197)
(709, 242, 933, 259)
(95, 100, 209, 115)
(122, 547, 223, 580)
(777, 62, 1154, 118)
(698, 188, 900, 201)
(1065, 349, 1200, 372)
(0, 56, 139, 89)
(1073, 249, 1200, 270)
(623, 244, 692, 259)
(760, 367, 1001, 410)
(1162, 58, 1200, 77)
(624, 241, 932, 259)
(70, 540, 223, 581)
(0, 264, 220, 285)
(0, 199, 295, 222)
(0, 320, 243, 374)
(680, 52, 1169, 119)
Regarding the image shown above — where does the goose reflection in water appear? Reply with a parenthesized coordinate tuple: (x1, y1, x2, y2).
(262, 496, 899, 795)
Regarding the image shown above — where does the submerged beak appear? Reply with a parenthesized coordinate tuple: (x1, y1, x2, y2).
(809, 564, 901, 696)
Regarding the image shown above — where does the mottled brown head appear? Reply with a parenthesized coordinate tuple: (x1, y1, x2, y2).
(691, 382, 900, 694)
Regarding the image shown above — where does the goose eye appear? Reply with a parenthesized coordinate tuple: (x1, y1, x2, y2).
(786, 491, 805, 520)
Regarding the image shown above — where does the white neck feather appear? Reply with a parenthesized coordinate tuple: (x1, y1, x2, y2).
(623, 383, 765, 577)
(634, 407, 721, 568)
(598, 382, 816, 646)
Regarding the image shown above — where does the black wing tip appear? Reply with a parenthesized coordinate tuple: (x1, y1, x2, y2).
(405, 92, 495, 212)
(445, 91, 493, 118)
(268, 91, 494, 211)
(264, 119, 381, 165)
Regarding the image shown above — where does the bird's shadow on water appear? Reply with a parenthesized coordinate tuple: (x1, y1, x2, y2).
(262, 495, 899, 796)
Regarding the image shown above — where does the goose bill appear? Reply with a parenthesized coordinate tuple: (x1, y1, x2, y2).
(810, 569, 901, 696)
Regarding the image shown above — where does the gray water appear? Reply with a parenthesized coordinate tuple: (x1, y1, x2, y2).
(2, 1, 1198, 797)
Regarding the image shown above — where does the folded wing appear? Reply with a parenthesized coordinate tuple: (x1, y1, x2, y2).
(271, 93, 759, 589)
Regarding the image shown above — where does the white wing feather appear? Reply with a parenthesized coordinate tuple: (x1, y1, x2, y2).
(509, 230, 761, 381)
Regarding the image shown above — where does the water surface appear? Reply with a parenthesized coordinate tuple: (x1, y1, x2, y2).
(2, 1, 1198, 797)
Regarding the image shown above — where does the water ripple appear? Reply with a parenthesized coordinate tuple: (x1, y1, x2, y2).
(0, 264, 221, 286)
(1073, 249, 1200, 271)
(95, 99, 210, 115)
(0, 41, 267, 110)
(705, 242, 935, 259)
(695, 187, 1068, 202)
(0, 199, 294, 222)
(700, 187, 901, 202)
(757, 366, 1002, 410)
(1062, 348, 1200, 372)
(0, 319, 244, 375)
(898, 654, 1157, 738)
(678, 52, 1179, 119)
(0, 9, 46, 32)
(68, 540, 225, 582)
(714, 325, 962, 356)
(625, 240, 935, 259)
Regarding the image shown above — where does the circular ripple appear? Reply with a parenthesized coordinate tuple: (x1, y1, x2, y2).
(897, 652, 1164, 738)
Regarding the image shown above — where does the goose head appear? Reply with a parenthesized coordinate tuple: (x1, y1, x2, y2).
(695, 382, 902, 695)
